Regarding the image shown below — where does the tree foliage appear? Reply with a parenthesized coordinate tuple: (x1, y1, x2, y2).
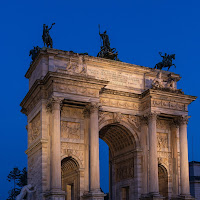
(7, 167, 27, 200)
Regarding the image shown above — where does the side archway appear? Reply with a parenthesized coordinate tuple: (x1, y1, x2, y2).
(61, 157, 80, 200)
(158, 164, 168, 199)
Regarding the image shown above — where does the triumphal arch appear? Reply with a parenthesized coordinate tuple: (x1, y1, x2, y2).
(21, 48, 196, 200)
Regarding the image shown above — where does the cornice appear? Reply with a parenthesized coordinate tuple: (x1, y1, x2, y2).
(141, 89, 197, 104)
(21, 71, 109, 114)
(100, 88, 140, 99)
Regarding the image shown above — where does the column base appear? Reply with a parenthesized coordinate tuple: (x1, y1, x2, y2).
(175, 194, 195, 200)
(140, 193, 165, 200)
(44, 189, 66, 200)
(82, 190, 106, 200)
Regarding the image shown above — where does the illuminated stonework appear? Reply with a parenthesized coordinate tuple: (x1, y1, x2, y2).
(21, 49, 196, 200)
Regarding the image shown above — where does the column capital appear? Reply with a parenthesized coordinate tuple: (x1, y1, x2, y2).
(46, 97, 64, 112)
(177, 115, 190, 125)
(146, 112, 159, 121)
(140, 115, 148, 125)
(90, 102, 100, 113)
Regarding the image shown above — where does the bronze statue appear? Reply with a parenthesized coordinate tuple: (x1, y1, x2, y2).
(154, 52, 176, 70)
(99, 30, 111, 50)
(42, 23, 55, 48)
(29, 46, 41, 62)
(97, 25, 119, 61)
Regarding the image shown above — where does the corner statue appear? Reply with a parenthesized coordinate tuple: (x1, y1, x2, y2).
(154, 52, 176, 71)
(42, 23, 55, 48)
(29, 46, 41, 63)
(97, 25, 119, 61)
(16, 184, 36, 200)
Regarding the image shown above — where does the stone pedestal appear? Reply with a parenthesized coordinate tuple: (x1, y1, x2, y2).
(44, 190, 66, 200)
(140, 193, 165, 200)
(82, 192, 105, 200)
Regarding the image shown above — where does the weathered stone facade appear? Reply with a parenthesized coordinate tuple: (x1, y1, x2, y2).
(21, 48, 196, 200)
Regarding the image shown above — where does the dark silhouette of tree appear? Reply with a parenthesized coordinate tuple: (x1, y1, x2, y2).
(7, 167, 27, 200)
(17, 167, 27, 188)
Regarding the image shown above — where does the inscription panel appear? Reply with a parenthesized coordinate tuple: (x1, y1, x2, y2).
(87, 66, 143, 89)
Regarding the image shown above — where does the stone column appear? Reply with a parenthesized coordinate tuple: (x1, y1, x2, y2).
(148, 113, 159, 196)
(179, 116, 190, 196)
(86, 102, 104, 200)
(171, 121, 179, 197)
(140, 116, 148, 195)
(47, 98, 65, 200)
(89, 102, 101, 192)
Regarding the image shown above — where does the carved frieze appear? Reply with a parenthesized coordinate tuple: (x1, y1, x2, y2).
(29, 112, 41, 143)
(54, 83, 98, 98)
(152, 99, 186, 111)
(115, 158, 134, 182)
(100, 98, 139, 110)
(61, 121, 81, 139)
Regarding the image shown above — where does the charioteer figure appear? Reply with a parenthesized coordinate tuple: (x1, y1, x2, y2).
(97, 25, 119, 61)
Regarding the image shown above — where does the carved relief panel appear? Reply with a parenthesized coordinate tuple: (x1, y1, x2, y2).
(61, 107, 84, 141)
(115, 158, 134, 182)
(29, 112, 41, 144)
(61, 121, 81, 139)
(157, 133, 168, 151)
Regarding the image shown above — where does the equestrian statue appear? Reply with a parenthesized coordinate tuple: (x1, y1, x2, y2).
(42, 23, 55, 48)
(154, 52, 176, 71)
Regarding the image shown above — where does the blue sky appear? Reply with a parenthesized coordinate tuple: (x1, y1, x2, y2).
(0, 0, 200, 198)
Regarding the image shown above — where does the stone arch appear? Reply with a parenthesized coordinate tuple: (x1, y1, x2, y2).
(99, 117, 140, 149)
(61, 154, 83, 169)
(158, 164, 168, 199)
(61, 157, 80, 200)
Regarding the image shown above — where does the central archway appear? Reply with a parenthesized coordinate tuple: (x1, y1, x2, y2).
(99, 123, 136, 200)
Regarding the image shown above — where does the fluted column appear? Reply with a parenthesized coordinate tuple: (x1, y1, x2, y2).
(179, 116, 190, 196)
(140, 116, 148, 195)
(46, 97, 66, 200)
(89, 102, 101, 192)
(50, 99, 62, 190)
(171, 121, 179, 196)
(148, 113, 159, 195)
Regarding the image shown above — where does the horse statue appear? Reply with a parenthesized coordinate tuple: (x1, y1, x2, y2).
(42, 23, 55, 48)
(154, 52, 176, 71)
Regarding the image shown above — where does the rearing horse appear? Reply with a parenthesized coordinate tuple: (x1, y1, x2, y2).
(154, 54, 176, 71)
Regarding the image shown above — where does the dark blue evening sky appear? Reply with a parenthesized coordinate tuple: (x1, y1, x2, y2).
(0, 0, 200, 199)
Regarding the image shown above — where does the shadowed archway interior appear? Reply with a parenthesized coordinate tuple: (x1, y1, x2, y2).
(158, 164, 168, 199)
(61, 157, 80, 200)
(99, 123, 136, 200)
